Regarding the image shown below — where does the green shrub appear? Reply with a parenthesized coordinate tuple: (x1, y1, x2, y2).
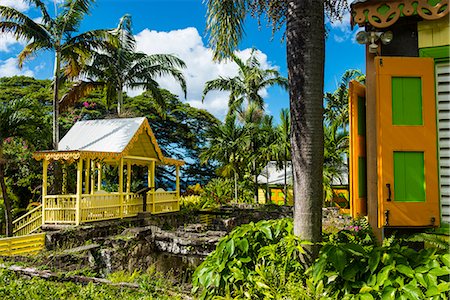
(323, 217, 375, 247)
(199, 178, 234, 207)
(193, 217, 450, 300)
(180, 195, 205, 210)
(310, 239, 450, 299)
(192, 218, 311, 299)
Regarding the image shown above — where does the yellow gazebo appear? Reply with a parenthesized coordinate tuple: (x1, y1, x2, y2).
(32, 117, 184, 227)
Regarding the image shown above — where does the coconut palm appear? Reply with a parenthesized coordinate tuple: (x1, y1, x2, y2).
(202, 49, 288, 119)
(324, 69, 365, 132)
(205, 0, 347, 261)
(200, 116, 250, 202)
(60, 14, 187, 116)
(0, 98, 38, 236)
(0, 0, 112, 149)
(323, 120, 348, 202)
(274, 108, 291, 205)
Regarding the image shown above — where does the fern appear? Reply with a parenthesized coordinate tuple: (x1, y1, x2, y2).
(406, 232, 450, 252)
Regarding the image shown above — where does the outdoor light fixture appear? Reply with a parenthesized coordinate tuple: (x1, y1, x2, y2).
(356, 30, 393, 54)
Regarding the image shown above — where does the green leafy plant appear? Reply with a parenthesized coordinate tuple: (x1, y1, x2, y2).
(323, 217, 375, 247)
(192, 218, 310, 299)
(310, 239, 450, 299)
(199, 178, 234, 208)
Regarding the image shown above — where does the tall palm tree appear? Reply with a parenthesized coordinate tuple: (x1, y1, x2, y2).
(0, 0, 111, 149)
(60, 14, 187, 116)
(0, 98, 37, 236)
(200, 116, 250, 202)
(275, 108, 291, 205)
(202, 48, 288, 118)
(323, 121, 348, 202)
(324, 69, 364, 133)
(205, 0, 346, 262)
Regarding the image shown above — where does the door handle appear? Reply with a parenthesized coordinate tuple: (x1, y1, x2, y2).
(386, 183, 391, 202)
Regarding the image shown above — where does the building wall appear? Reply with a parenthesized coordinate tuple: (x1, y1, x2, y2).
(418, 16, 450, 229)
(418, 16, 450, 48)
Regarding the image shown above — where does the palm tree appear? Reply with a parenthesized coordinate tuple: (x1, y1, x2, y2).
(324, 69, 364, 132)
(202, 49, 288, 118)
(0, 98, 37, 236)
(200, 116, 250, 202)
(60, 14, 187, 116)
(205, 0, 346, 262)
(323, 121, 348, 202)
(274, 108, 291, 205)
(0, 0, 112, 149)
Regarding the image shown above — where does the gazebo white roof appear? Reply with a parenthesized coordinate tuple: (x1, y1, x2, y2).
(34, 117, 184, 166)
(58, 117, 146, 152)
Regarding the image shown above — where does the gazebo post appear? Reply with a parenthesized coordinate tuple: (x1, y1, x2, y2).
(84, 158, 90, 194)
(90, 160, 95, 194)
(97, 162, 102, 191)
(176, 165, 180, 210)
(119, 158, 124, 218)
(42, 159, 49, 226)
(126, 161, 131, 196)
(76, 159, 83, 226)
(62, 163, 67, 195)
(151, 161, 155, 213)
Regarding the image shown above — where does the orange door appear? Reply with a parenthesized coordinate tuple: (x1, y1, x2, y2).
(349, 80, 367, 217)
(376, 57, 440, 227)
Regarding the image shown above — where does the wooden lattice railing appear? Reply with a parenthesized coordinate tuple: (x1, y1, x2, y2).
(0, 233, 45, 256)
(147, 191, 179, 214)
(36, 191, 179, 225)
(13, 205, 42, 236)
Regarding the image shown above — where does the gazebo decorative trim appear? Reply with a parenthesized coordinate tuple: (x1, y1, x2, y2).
(351, 0, 449, 28)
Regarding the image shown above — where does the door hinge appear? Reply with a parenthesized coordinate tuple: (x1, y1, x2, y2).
(379, 58, 383, 66)
(384, 210, 390, 226)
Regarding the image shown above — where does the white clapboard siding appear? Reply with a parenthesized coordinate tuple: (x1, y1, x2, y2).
(436, 62, 450, 225)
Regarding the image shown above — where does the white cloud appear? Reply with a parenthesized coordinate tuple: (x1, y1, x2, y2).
(0, 0, 29, 11)
(0, 58, 34, 77)
(329, 12, 352, 43)
(0, 0, 33, 52)
(133, 27, 277, 120)
(0, 33, 24, 52)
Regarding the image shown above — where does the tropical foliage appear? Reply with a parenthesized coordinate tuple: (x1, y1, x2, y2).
(202, 49, 287, 118)
(0, 0, 112, 148)
(193, 218, 450, 299)
(204, 0, 348, 258)
(0, 76, 218, 233)
(61, 14, 187, 116)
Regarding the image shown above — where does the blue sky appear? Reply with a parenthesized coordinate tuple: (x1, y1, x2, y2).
(0, 0, 365, 122)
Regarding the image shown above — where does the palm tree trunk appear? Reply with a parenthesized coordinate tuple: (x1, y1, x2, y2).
(0, 149, 13, 237)
(53, 50, 61, 150)
(287, 0, 325, 264)
(117, 84, 124, 116)
(234, 171, 238, 203)
(284, 156, 287, 205)
(253, 159, 258, 203)
(266, 167, 269, 203)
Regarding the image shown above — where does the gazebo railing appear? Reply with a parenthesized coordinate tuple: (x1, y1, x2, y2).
(42, 191, 178, 225)
(146, 191, 179, 214)
(43, 195, 77, 224)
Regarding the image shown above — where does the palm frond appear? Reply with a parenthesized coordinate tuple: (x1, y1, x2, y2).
(60, 0, 93, 32)
(24, 0, 53, 26)
(206, 0, 247, 60)
(0, 20, 49, 44)
(59, 80, 104, 111)
(17, 39, 52, 68)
